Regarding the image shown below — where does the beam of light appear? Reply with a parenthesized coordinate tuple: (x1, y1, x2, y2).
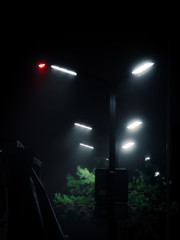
(145, 156, 151, 161)
(74, 123, 92, 130)
(51, 65, 77, 76)
(127, 121, 143, 129)
(80, 143, 94, 149)
(132, 62, 154, 75)
(122, 142, 135, 149)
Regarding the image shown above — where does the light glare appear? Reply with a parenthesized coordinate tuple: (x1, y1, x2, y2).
(38, 63, 46, 68)
(80, 143, 94, 149)
(132, 62, 154, 75)
(154, 171, 160, 177)
(122, 142, 135, 149)
(74, 123, 92, 130)
(51, 65, 77, 76)
(145, 157, 151, 161)
(127, 121, 142, 129)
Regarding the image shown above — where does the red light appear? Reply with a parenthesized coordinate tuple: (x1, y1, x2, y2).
(38, 63, 46, 69)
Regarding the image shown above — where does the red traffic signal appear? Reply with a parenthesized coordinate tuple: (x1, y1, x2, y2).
(38, 63, 46, 69)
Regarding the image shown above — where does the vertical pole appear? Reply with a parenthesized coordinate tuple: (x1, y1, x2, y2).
(109, 91, 116, 171)
(108, 90, 117, 240)
(166, 39, 172, 240)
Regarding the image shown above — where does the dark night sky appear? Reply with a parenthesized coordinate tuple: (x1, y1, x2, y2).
(2, 26, 179, 196)
(1, 8, 179, 240)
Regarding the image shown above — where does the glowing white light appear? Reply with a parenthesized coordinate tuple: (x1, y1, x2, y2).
(51, 65, 77, 76)
(127, 121, 143, 129)
(122, 142, 135, 149)
(145, 157, 151, 161)
(80, 143, 94, 149)
(132, 62, 154, 75)
(74, 123, 92, 130)
(154, 171, 160, 177)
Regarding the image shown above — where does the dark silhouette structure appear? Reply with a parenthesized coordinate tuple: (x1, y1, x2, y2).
(0, 141, 67, 240)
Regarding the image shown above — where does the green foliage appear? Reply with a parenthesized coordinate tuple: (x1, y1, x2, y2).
(65, 166, 95, 196)
(54, 166, 95, 222)
(123, 168, 180, 240)
(54, 165, 179, 228)
(128, 169, 166, 224)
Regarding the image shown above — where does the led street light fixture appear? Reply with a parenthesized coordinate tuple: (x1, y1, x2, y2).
(122, 142, 135, 149)
(132, 62, 154, 75)
(74, 123, 92, 130)
(80, 143, 94, 149)
(127, 121, 143, 129)
(51, 65, 77, 76)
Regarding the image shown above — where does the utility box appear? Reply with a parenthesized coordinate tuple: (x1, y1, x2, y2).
(95, 168, 128, 203)
(95, 168, 128, 220)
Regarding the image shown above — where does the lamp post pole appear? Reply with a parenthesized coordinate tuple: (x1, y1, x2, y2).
(107, 89, 118, 240)
(107, 61, 155, 240)
(109, 91, 116, 171)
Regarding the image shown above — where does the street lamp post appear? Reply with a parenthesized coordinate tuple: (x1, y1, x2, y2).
(109, 61, 154, 171)
(107, 61, 154, 240)
(109, 91, 116, 171)
(51, 61, 154, 240)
